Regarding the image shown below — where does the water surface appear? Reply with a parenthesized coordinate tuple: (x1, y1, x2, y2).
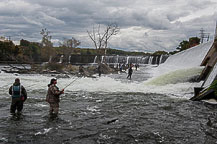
(1, 65, 217, 144)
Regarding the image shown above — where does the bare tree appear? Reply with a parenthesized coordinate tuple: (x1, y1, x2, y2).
(40, 28, 52, 47)
(87, 23, 119, 63)
(60, 37, 80, 49)
(40, 28, 54, 62)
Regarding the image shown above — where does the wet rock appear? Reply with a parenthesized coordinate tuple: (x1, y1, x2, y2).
(98, 63, 115, 74)
(56, 74, 70, 79)
(106, 118, 119, 124)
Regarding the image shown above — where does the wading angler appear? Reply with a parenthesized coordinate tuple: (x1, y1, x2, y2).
(9, 78, 27, 115)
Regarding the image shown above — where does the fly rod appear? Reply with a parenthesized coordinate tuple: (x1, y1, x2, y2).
(63, 77, 81, 89)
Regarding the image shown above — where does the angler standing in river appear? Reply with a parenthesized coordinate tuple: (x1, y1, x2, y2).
(9, 78, 27, 115)
(127, 64, 133, 79)
(46, 78, 64, 117)
(98, 64, 102, 77)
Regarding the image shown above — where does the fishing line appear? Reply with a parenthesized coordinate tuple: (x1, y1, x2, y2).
(63, 77, 81, 90)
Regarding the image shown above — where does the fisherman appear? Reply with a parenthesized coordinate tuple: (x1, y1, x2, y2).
(46, 78, 64, 117)
(119, 64, 123, 72)
(127, 64, 133, 79)
(9, 78, 27, 115)
(135, 63, 138, 71)
(79, 65, 85, 76)
(98, 64, 102, 77)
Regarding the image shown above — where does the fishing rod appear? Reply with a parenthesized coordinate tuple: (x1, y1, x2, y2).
(63, 77, 81, 90)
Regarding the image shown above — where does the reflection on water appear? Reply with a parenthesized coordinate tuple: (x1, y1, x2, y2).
(0, 65, 217, 143)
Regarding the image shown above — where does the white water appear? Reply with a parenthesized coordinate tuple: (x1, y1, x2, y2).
(93, 56, 97, 63)
(159, 55, 163, 64)
(59, 55, 64, 63)
(153, 41, 213, 77)
(146, 67, 203, 85)
(1, 41, 213, 100)
(203, 62, 217, 87)
(0, 70, 200, 100)
(68, 56, 71, 64)
(142, 41, 214, 95)
(148, 56, 153, 64)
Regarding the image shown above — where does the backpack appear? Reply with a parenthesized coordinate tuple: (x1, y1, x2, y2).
(12, 85, 22, 98)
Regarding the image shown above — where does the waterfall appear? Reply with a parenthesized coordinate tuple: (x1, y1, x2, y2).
(147, 67, 203, 85)
(59, 55, 64, 63)
(203, 62, 217, 87)
(141, 56, 149, 64)
(93, 56, 97, 63)
(155, 56, 159, 65)
(153, 41, 213, 77)
(68, 56, 71, 64)
(101, 56, 104, 63)
(91, 55, 167, 65)
(148, 56, 153, 64)
(48, 56, 52, 62)
(116, 55, 119, 63)
(159, 55, 163, 64)
(126, 56, 129, 64)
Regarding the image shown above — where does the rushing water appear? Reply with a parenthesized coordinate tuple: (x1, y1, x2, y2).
(1, 65, 217, 144)
(203, 62, 217, 88)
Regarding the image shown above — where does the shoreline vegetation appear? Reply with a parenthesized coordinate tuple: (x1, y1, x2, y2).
(0, 28, 200, 76)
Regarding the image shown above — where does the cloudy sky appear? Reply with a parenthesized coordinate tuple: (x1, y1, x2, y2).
(1, 0, 217, 52)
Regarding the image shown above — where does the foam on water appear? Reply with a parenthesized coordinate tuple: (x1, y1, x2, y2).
(0, 72, 200, 100)
(1, 41, 212, 101)
(146, 67, 203, 85)
(35, 128, 52, 136)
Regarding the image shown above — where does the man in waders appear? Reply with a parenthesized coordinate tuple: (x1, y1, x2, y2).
(98, 64, 102, 77)
(46, 78, 64, 117)
(127, 65, 133, 79)
(9, 78, 27, 115)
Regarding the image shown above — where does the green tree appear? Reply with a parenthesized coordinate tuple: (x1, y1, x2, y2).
(0, 41, 15, 60)
(189, 37, 200, 48)
(153, 51, 168, 55)
(176, 40, 189, 51)
(176, 37, 200, 52)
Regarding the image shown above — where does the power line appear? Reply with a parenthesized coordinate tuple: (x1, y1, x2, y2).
(199, 28, 210, 43)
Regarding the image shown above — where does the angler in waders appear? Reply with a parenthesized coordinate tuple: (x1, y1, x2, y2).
(98, 64, 102, 77)
(46, 78, 64, 117)
(127, 64, 133, 79)
(9, 78, 27, 115)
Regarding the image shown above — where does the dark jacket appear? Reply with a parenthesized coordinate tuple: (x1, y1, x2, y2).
(128, 67, 133, 74)
(9, 83, 27, 101)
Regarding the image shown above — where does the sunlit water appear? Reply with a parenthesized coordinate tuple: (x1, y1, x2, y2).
(1, 65, 217, 144)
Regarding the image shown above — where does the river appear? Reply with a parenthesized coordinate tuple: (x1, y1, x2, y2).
(0, 65, 217, 144)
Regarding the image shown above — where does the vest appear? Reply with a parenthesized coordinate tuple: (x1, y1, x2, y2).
(12, 85, 22, 98)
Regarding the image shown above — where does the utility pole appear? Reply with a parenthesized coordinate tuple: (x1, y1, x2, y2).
(199, 28, 210, 43)
(6, 36, 11, 41)
(215, 22, 217, 40)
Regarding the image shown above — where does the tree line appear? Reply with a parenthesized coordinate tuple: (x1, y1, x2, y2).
(0, 25, 201, 63)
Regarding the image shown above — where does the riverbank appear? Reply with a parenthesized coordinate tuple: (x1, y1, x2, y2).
(0, 63, 118, 78)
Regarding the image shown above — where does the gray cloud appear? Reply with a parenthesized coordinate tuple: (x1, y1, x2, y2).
(1, 0, 217, 52)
